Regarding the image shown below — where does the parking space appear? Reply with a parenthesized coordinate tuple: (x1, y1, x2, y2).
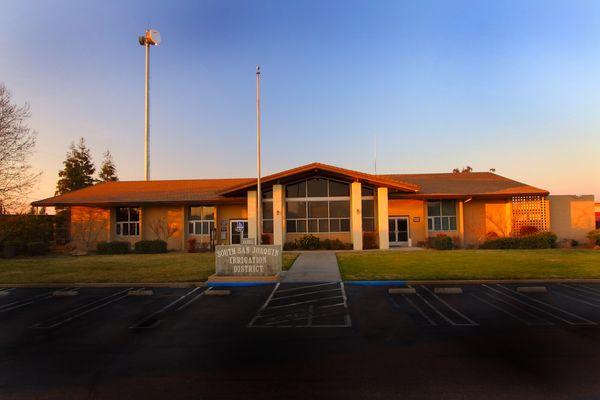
(248, 282, 351, 328)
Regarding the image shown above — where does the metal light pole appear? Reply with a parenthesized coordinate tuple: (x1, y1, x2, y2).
(138, 29, 161, 181)
(256, 65, 262, 245)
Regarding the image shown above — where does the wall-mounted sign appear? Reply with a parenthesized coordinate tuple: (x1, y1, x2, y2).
(413, 217, 421, 223)
(215, 245, 282, 276)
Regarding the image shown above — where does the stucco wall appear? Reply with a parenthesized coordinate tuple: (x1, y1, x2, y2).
(216, 204, 247, 245)
(70, 206, 111, 251)
(463, 199, 511, 246)
(141, 206, 185, 250)
(549, 195, 596, 242)
(388, 199, 427, 245)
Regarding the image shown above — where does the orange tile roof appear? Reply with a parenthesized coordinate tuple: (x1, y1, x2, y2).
(32, 166, 549, 207)
(382, 172, 549, 198)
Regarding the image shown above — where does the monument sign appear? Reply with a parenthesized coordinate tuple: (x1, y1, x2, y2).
(215, 244, 282, 277)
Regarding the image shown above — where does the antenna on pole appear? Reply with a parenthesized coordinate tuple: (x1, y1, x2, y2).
(374, 134, 377, 175)
(256, 65, 262, 245)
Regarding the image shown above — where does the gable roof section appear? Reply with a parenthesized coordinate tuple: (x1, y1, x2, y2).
(218, 162, 420, 195)
(32, 178, 253, 207)
(382, 172, 549, 198)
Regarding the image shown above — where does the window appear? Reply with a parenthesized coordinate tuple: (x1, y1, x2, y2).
(116, 207, 140, 236)
(285, 178, 351, 233)
(262, 201, 273, 234)
(188, 206, 215, 236)
(427, 200, 457, 231)
(362, 199, 375, 232)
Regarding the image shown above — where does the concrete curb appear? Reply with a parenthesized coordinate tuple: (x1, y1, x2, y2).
(0, 282, 205, 289)
(400, 279, 600, 285)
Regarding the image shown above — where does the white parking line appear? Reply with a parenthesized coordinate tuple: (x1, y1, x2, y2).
(560, 284, 600, 299)
(270, 287, 342, 301)
(420, 286, 478, 326)
(0, 288, 74, 314)
(401, 294, 437, 326)
(32, 288, 133, 329)
(264, 295, 344, 310)
(551, 287, 600, 310)
(130, 287, 203, 329)
(275, 282, 338, 294)
(484, 285, 596, 326)
(470, 292, 552, 326)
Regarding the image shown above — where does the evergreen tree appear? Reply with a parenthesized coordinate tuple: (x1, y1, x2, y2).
(55, 138, 96, 195)
(98, 150, 118, 182)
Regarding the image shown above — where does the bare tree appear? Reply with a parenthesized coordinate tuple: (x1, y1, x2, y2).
(70, 207, 109, 251)
(0, 83, 40, 212)
(148, 217, 179, 242)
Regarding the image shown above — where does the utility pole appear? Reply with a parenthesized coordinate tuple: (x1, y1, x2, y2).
(138, 29, 161, 180)
(256, 65, 262, 244)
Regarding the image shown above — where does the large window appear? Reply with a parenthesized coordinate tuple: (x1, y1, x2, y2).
(188, 206, 215, 236)
(427, 200, 457, 231)
(286, 178, 350, 233)
(116, 207, 140, 236)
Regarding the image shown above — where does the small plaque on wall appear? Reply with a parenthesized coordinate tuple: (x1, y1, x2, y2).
(413, 217, 421, 223)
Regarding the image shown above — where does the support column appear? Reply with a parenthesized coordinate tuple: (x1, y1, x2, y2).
(458, 201, 465, 247)
(273, 184, 284, 246)
(247, 191, 257, 244)
(350, 182, 363, 250)
(377, 187, 389, 250)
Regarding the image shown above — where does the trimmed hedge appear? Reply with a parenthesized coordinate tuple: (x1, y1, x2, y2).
(26, 242, 48, 256)
(428, 234, 453, 250)
(134, 240, 167, 254)
(97, 241, 130, 255)
(480, 232, 557, 249)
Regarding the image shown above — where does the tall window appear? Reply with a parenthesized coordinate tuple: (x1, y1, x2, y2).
(262, 189, 273, 234)
(116, 207, 140, 236)
(427, 200, 457, 231)
(362, 186, 375, 232)
(188, 206, 215, 236)
(285, 178, 350, 233)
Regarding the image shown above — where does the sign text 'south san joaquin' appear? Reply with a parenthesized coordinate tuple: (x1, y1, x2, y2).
(215, 245, 282, 276)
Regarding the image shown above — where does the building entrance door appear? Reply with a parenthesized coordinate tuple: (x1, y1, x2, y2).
(389, 217, 410, 246)
(230, 220, 249, 244)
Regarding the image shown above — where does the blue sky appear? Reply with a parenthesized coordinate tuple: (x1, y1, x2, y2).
(1, 0, 599, 203)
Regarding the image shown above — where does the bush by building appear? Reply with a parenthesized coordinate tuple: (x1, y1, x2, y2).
(96, 241, 130, 255)
(134, 240, 168, 254)
(363, 232, 378, 249)
(26, 242, 48, 256)
(428, 234, 453, 250)
(283, 235, 352, 250)
(479, 232, 557, 249)
(587, 229, 600, 246)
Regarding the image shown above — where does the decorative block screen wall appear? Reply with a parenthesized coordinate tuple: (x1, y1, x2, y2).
(511, 196, 548, 235)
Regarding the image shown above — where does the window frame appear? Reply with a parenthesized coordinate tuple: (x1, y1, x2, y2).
(187, 206, 215, 236)
(427, 200, 457, 232)
(115, 207, 140, 237)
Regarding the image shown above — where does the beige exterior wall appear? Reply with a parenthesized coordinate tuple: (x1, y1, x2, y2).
(549, 195, 596, 242)
(70, 206, 111, 251)
(350, 182, 363, 250)
(463, 199, 511, 246)
(216, 204, 247, 245)
(388, 199, 427, 246)
(141, 205, 185, 251)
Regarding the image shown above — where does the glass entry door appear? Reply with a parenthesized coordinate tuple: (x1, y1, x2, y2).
(230, 220, 249, 244)
(389, 217, 409, 246)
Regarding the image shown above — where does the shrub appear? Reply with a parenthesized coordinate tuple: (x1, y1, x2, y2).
(0, 215, 55, 244)
(518, 226, 540, 236)
(428, 234, 453, 250)
(587, 230, 600, 246)
(261, 234, 271, 245)
(134, 240, 168, 254)
(187, 238, 197, 253)
(295, 235, 321, 250)
(479, 232, 557, 249)
(283, 241, 297, 251)
(363, 232, 378, 249)
(97, 241, 130, 255)
(519, 232, 557, 249)
(26, 242, 48, 256)
(2, 241, 23, 258)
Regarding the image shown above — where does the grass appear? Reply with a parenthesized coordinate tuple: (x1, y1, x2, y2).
(337, 249, 600, 281)
(0, 251, 300, 284)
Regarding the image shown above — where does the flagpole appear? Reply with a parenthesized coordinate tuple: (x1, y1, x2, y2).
(256, 65, 262, 245)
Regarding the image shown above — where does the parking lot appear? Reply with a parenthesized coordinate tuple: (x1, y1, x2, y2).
(2, 282, 600, 399)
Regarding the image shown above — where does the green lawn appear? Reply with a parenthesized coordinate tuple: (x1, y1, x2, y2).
(0, 252, 299, 284)
(337, 249, 600, 281)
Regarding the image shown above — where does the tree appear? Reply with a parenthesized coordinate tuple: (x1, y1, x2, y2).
(98, 150, 118, 182)
(148, 217, 179, 242)
(56, 138, 96, 195)
(0, 83, 40, 212)
(452, 166, 473, 173)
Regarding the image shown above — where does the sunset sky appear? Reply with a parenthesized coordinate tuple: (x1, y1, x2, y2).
(1, 0, 599, 206)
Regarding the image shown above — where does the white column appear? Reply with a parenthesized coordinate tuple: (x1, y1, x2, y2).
(247, 191, 257, 243)
(273, 184, 284, 246)
(377, 187, 389, 250)
(350, 182, 363, 250)
(458, 201, 465, 247)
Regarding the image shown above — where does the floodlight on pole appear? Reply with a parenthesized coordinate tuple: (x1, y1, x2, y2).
(138, 29, 161, 181)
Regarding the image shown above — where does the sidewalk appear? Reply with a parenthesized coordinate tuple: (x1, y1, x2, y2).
(281, 251, 341, 283)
